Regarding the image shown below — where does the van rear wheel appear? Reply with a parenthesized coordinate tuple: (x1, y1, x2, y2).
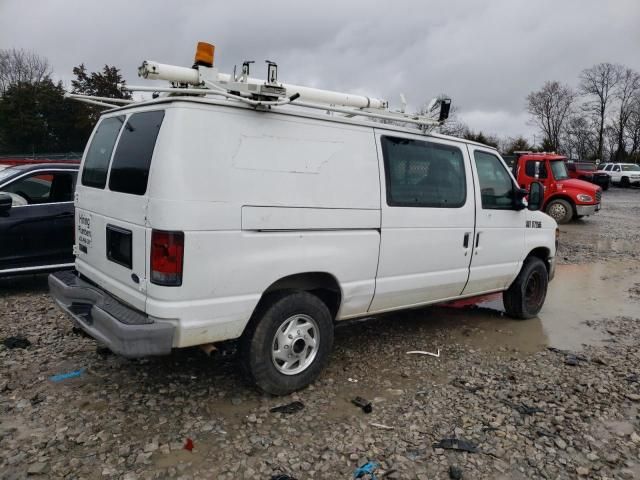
(503, 257, 548, 320)
(241, 291, 334, 395)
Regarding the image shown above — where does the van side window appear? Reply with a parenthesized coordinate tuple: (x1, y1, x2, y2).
(381, 136, 466, 208)
(81, 116, 124, 189)
(474, 151, 515, 210)
(109, 110, 165, 195)
(524, 160, 547, 178)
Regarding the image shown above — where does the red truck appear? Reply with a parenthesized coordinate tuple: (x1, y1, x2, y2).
(512, 152, 602, 224)
(566, 161, 610, 190)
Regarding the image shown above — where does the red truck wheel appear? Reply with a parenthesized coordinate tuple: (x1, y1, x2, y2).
(545, 199, 573, 224)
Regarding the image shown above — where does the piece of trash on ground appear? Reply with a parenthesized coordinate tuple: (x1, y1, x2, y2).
(49, 368, 85, 383)
(271, 474, 298, 480)
(352, 396, 373, 413)
(406, 349, 440, 357)
(370, 422, 394, 430)
(432, 438, 478, 453)
(348, 377, 358, 383)
(184, 438, 194, 451)
(270, 401, 304, 414)
(353, 461, 380, 479)
(501, 399, 545, 415)
(3, 336, 31, 349)
(449, 465, 463, 479)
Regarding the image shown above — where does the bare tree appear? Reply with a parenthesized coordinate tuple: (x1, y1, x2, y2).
(579, 63, 622, 161)
(527, 81, 575, 152)
(627, 95, 640, 158)
(612, 68, 640, 160)
(562, 115, 595, 160)
(0, 48, 52, 94)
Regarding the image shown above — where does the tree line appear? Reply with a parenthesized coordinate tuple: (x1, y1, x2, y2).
(526, 63, 640, 162)
(0, 48, 130, 155)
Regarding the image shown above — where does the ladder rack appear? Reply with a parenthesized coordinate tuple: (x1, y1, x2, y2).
(65, 41, 451, 130)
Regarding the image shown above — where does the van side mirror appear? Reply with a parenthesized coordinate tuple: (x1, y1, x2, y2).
(0, 193, 12, 214)
(512, 187, 528, 210)
(528, 182, 544, 211)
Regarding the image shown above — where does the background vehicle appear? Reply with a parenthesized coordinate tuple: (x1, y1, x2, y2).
(0, 163, 78, 276)
(566, 161, 610, 190)
(598, 163, 640, 187)
(513, 152, 601, 224)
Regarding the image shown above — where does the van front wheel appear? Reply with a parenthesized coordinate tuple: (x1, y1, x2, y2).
(241, 291, 334, 395)
(503, 257, 548, 320)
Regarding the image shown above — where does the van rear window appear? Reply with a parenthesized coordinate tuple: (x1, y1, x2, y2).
(109, 110, 165, 195)
(81, 116, 124, 188)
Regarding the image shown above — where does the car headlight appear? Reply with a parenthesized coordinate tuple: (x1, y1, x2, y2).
(577, 194, 593, 202)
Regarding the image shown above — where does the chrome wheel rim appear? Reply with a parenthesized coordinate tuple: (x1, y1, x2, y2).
(548, 203, 567, 221)
(271, 314, 319, 376)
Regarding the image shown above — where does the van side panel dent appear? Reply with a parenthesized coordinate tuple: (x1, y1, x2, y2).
(145, 230, 379, 347)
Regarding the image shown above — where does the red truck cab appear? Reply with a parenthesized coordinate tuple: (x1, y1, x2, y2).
(513, 152, 601, 224)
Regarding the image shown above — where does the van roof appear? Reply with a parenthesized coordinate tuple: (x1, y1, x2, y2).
(104, 96, 498, 152)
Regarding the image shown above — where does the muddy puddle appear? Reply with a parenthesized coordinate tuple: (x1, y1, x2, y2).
(443, 260, 640, 352)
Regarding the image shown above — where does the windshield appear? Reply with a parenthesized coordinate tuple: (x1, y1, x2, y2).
(575, 163, 596, 171)
(550, 160, 570, 180)
(621, 164, 640, 171)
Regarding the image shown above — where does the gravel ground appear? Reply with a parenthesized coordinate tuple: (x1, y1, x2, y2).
(1, 187, 640, 480)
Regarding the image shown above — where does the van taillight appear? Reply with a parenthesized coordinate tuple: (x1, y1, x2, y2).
(150, 230, 184, 286)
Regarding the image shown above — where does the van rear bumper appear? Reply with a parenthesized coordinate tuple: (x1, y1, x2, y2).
(48, 270, 174, 358)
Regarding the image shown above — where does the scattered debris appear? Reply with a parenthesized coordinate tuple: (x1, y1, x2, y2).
(49, 368, 85, 383)
(451, 378, 483, 393)
(270, 401, 305, 414)
(432, 438, 478, 454)
(501, 399, 545, 415)
(369, 422, 394, 430)
(183, 438, 194, 451)
(449, 465, 463, 479)
(353, 461, 380, 479)
(3, 336, 30, 349)
(271, 474, 298, 480)
(406, 349, 440, 357)
(565, 354, 580, 366)
(352, 396, 373, 414)
(348, 378, 359, 383)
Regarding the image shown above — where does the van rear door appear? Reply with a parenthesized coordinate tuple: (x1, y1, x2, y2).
(75, 110, 165, 311)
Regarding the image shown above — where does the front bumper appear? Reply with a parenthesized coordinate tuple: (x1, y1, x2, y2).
(49, 270, 175, 358)
(575, 204, 599, 216)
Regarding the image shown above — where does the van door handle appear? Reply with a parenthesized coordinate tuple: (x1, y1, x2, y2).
(475, 232, 481, 248)
(463, 232, 470, 248)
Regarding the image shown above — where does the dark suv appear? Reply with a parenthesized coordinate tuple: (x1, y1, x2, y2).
(566, 162, 610, 190)
(0, 163, 78, 276)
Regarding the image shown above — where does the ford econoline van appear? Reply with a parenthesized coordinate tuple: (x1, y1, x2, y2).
(50, 69, 556, 395)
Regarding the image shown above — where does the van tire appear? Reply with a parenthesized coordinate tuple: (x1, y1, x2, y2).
(545, 199, 573, 224)
(621, 177, 630, 188)
(240, 291, 334, 395)
(503, 256, 548, 320)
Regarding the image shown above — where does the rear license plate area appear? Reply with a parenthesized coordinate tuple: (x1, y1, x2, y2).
(106, 225, 132, 269)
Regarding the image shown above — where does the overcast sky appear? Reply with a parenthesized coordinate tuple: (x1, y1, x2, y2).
(1, 0, 639, 142)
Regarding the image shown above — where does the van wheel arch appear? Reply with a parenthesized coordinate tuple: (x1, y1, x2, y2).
(248, 272, 342, 330)
(525, 247, 551, 274)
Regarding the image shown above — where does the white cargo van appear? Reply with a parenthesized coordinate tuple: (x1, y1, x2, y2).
(50, 46, 557, 394)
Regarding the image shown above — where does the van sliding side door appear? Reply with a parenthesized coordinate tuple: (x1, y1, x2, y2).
(369, 131, 476, 312)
